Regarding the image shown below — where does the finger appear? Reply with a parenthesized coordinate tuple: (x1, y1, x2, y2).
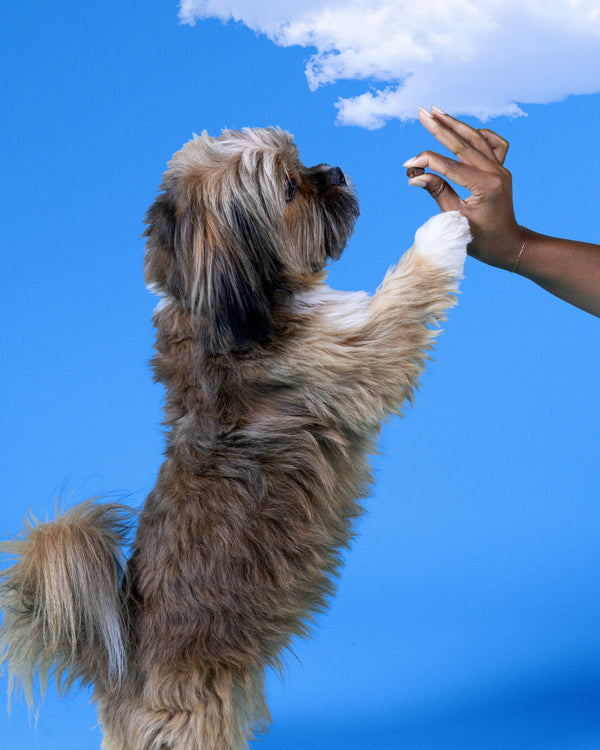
(418, 108, 497, 169)
(407, 172, 464, 213)
(429, 108, 500, 163)
(427, 109, 510, 166)
(478, 129, 510, 165)
(404, 150, 487, 196)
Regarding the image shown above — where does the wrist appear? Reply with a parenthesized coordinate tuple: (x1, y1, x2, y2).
(468, 225, 528, 272)
(509, 227, 527, 273)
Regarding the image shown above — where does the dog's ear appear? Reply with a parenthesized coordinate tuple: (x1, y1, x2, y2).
(208, 204, 284, 350)
(144, 190, 284, 351)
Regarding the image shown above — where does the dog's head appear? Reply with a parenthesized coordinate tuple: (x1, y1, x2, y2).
(143, 128, 359, 351)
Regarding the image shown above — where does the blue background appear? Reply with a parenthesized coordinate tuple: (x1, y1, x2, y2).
(1, 2, 599, 748)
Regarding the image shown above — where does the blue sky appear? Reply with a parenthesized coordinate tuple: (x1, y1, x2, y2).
(1, 1, 600, 748)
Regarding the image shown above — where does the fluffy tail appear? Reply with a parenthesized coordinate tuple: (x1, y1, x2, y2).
(0, 500, 133, 706)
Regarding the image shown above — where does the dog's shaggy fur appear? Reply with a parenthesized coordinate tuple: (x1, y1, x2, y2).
(0, 127, 470, 749)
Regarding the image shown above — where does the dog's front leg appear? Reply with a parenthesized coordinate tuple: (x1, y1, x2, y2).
(363, 209, 470, 416)
(285, 211, 470, 429)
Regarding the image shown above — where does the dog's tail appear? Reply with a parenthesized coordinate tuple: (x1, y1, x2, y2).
(0, 499, 133, 707)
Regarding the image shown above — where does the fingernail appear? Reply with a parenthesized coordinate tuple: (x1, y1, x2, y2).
(408, 177, 428, 188)
(418, 106, 434, 119)
(431, 105, 446, 116)
(403, 155, 428, 168)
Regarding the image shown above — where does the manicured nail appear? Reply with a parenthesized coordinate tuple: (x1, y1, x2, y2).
(431, 105, 447, 116)
(408, 177, 429, 188)
(403, 155, 428, 168)
(418, 106, 434, 119)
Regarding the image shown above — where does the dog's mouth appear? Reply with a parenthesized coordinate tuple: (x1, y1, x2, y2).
(320, 169, 360, 261)
(284, 162, 359, 266)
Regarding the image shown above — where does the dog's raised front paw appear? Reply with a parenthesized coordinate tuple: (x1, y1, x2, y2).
(413, 211, 471, 279)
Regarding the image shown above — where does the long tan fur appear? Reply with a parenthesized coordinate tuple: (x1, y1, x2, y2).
(0, 127, 470, 748)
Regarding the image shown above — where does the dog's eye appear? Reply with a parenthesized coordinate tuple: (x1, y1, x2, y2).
(285, 177, 299, 203)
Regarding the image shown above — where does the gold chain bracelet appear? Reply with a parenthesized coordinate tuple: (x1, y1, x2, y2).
(510, 228, 527, 273)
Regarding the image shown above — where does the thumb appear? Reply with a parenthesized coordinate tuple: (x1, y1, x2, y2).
(408, 171, 464, 213)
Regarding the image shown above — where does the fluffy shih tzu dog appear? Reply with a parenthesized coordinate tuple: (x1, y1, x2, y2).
(0, 127, 470, 749)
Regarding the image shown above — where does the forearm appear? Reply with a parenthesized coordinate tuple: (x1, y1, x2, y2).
(513, 231, 600, 317)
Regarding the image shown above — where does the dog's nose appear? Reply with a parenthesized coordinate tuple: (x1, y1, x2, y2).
(329, 167, 346, 186)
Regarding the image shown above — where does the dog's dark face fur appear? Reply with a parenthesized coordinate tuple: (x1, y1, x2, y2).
(143, 128, 359, 351)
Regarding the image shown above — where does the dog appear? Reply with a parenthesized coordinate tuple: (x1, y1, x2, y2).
(0, 127, 470, 749)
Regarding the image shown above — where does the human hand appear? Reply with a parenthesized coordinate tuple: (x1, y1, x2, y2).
(404, 107, 525, 271)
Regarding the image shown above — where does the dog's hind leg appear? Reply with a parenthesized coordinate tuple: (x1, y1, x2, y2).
(98, 665, 269, 750)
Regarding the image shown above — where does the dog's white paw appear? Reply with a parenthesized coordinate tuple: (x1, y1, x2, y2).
(413, 211, 471, 279)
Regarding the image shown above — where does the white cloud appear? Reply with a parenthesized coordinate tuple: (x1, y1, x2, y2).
(179, 0, 600, 128)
